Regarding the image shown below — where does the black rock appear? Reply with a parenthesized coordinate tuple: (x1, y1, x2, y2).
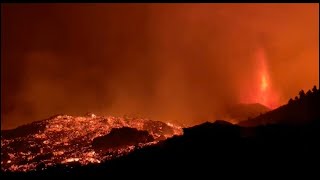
(92, 127, 154, 151)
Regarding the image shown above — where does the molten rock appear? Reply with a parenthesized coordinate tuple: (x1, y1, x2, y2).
(1, 114, 182, 172)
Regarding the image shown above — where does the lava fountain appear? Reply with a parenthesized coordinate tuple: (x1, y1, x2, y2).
(240, 47, 279, 109)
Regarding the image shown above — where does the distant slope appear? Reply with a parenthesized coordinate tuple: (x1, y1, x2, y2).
(224, 103, 271, 123)
(239, 88, 320, 127)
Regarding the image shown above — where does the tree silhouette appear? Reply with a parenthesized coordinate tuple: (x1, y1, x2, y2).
(312, 85, 317, 93)
(299, 90, 305, 99)
(306, 90, 312, 96)
(288, 98, 294, 104)
(294, 96, 299, 101)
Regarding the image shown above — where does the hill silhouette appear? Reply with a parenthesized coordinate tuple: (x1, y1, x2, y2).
(2, 86, 320, 178)
(224, 103, 271, 123)
(240, 86, 320, 126)
(92, 127, 154, 151)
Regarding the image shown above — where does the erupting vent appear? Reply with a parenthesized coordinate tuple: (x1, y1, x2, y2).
(240, 47, 279, 109)
(1, 114, 183, 172)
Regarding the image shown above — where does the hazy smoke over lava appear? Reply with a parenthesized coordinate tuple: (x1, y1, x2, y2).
(1, 4, 319, 129)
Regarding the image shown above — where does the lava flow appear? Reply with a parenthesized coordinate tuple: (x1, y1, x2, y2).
(240, 47, 279, 109)
(1, 114, 183, 172)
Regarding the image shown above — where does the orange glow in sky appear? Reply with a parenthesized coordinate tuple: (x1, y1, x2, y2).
(1, 4, 318, 129)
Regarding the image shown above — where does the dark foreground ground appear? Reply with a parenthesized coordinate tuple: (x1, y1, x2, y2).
(2, 120, 319, 178)
(2, 89, 320, 178)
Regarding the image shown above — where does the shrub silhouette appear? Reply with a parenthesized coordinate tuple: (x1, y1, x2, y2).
(299, 90, 305, 99)
(288, 98, 294, 104)
(306, 90, 312, 96)
(312, 85, 317, 93)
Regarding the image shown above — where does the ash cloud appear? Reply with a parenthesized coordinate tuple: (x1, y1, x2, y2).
(1, 4, 318, 129)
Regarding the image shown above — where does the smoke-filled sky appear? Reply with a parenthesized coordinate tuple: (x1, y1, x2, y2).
(1, 3, 319, 129)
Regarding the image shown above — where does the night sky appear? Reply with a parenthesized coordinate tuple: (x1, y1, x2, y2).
(1, 3, 319, 129)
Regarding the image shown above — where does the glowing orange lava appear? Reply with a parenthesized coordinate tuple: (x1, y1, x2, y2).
(1, 114, 183, 172)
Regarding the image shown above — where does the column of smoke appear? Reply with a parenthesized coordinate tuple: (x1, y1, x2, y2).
(1, 4, 318, 129)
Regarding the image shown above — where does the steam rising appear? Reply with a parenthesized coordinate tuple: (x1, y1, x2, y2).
(1, 4, 319, 129)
